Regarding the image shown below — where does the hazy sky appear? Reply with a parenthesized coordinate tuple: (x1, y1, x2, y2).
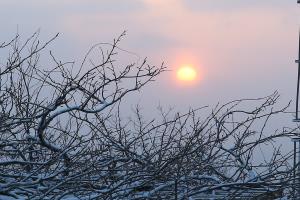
(1, 0, 299, 114)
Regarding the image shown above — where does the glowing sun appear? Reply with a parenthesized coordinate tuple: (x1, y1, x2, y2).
(176, 66, 197, 82)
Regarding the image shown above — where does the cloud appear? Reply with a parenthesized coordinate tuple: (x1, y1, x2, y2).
(0, 0, 146, 14)
(58, 0, 146, 14)
(0, 0, 146, 33)
(182, 0, 292, 13)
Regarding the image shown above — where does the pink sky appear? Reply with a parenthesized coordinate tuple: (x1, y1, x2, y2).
(0, 0, 299, 113)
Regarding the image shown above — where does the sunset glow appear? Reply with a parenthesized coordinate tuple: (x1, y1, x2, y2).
(177, 66, 197, 82)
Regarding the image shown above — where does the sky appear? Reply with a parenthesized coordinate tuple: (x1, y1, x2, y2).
(0, 0, 299, 117)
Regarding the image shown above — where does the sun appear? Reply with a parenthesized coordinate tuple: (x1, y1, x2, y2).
(176, 66, 197, 82)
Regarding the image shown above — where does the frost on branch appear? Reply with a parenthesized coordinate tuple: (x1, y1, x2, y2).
(0, 32, 296, 199)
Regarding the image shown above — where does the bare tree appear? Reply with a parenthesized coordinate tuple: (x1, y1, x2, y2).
(0, 32, 296, 199)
